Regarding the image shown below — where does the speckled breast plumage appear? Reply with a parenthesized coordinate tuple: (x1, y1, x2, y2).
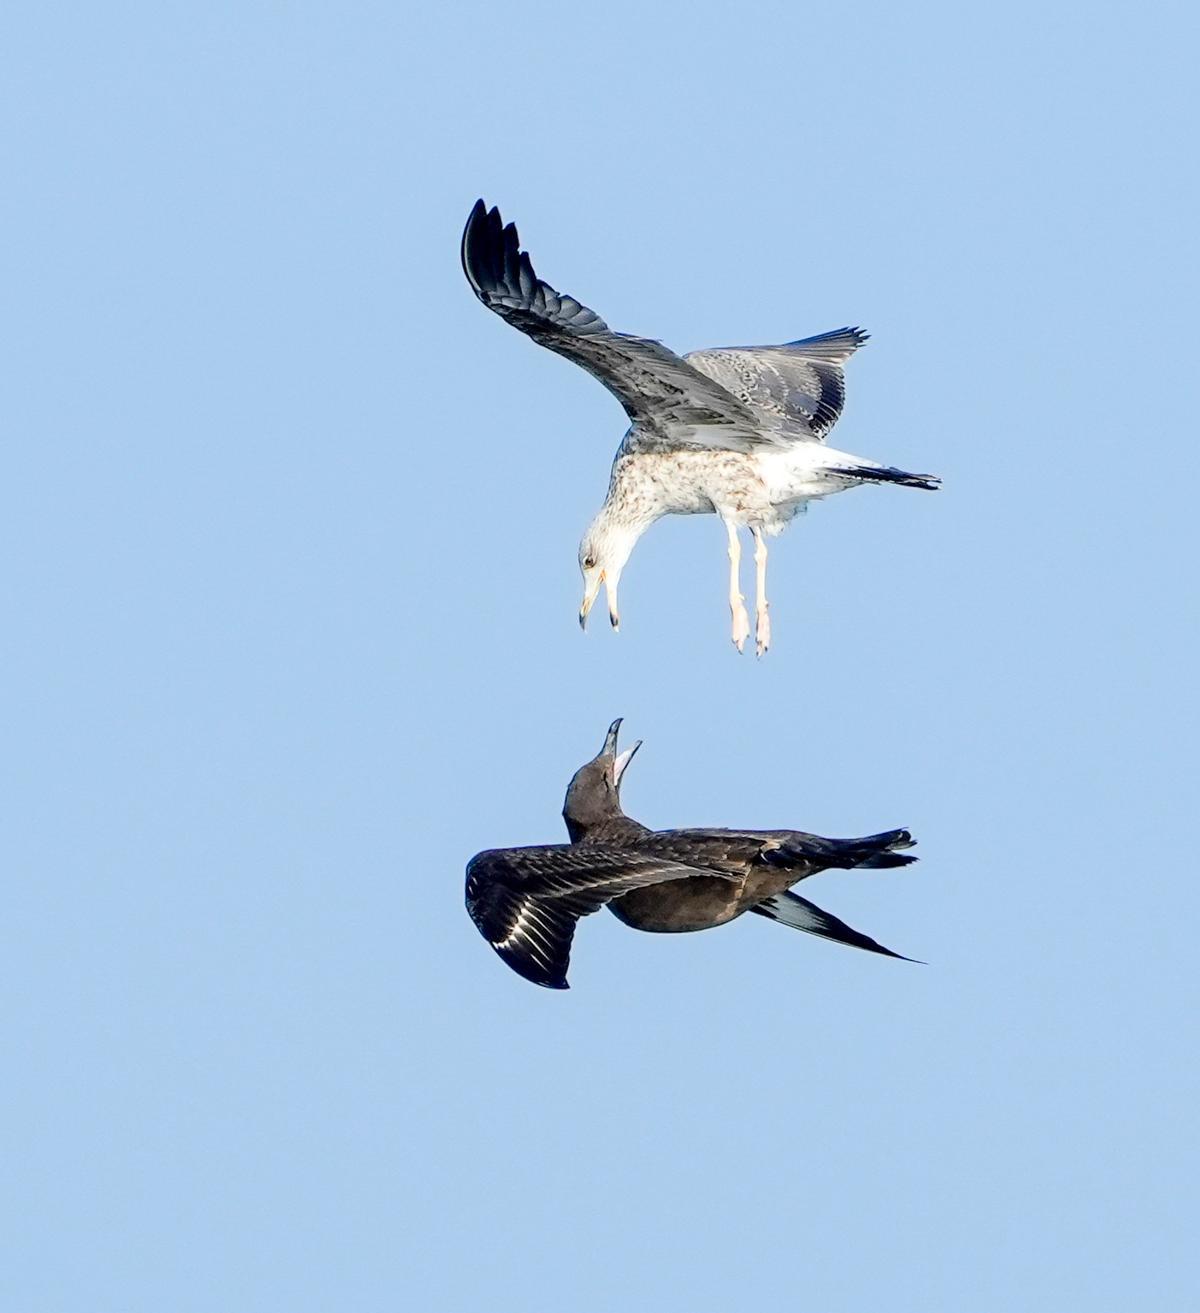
(609, 443, 835, 534)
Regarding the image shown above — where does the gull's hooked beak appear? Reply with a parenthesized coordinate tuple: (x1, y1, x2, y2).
(579, 569, 604, 631)
(602, 717, 642, 788)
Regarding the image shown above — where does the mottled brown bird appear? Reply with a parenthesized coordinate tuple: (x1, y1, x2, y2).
(462, 200, 939, 654)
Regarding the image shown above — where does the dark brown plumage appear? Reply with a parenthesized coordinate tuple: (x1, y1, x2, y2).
(465, 721, 920, 989)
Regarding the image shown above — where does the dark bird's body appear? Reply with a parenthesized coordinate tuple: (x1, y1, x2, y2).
(466, 721, 919, 988)
(602, 828, 914, 933)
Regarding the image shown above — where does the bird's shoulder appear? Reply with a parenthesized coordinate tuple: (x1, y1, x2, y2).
(619, 419, 778, 459)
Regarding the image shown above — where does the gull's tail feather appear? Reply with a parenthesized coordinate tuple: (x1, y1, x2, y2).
(783, 326, 870, 361)
(830, 464, 941, 491)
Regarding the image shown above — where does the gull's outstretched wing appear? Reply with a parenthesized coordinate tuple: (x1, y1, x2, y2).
(685, 327, 869, 441)
(462, 200, 755, 430)
(465, 843, 729, 989)
(751, 891, 919, 962)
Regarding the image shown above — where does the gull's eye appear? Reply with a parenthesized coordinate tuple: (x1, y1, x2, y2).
(584, 555, 596, 570)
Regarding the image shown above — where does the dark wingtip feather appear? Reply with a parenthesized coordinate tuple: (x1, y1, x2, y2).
(461, 198, 492, 291)
(869, 945, 924, 964)
(461, 200, 504, 292)
(501, 220, 521, 286)
(752, 891, 923, 963)
(462, 200, 536, 313)
(495, 945, 570, 990)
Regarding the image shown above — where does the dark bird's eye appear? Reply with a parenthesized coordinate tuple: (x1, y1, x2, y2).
(584, 556, 595, 570)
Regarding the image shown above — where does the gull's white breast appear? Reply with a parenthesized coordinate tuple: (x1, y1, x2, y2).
(610, 440, 869, 533)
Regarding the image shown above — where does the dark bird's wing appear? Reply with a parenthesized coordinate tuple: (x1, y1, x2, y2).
(685, 327, 868, 441)
(465, 843, 730, 989)
(462, 200, 756, 431)
(751, 891, 919, 962)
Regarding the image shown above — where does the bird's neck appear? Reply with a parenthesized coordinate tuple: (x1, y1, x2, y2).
(599, 476, 660, 537)
(571, 815, 651, 845)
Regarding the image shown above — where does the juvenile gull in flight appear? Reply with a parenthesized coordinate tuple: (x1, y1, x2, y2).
(462, 200, 940, 654)
(465, 720, 919, 989)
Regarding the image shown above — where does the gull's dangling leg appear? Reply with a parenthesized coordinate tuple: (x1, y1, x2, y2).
(752, 525, 771, 657)
(724, 519, 750, 653)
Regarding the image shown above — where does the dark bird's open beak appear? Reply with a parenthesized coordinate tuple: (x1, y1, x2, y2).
(602, 718, 641, 788)
(614, 741, 641, 788)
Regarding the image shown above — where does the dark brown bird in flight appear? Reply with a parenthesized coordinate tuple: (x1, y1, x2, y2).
(465, 720, 920, 988)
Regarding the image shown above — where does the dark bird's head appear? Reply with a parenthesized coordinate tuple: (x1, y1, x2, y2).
(562, 718, 642, 842)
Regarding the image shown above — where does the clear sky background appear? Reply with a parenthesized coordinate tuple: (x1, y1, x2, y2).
(3, 2, 1198, 1309)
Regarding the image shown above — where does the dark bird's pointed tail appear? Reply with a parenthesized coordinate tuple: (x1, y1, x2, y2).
(765, 827, 918, 871)
(850, 829, 920, 868)
(752, 828, 921, 961)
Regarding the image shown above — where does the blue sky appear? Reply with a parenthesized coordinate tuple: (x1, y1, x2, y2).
(3, 2, 1197, 1309)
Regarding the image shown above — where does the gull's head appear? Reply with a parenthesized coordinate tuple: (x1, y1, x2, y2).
(562, 717, 643, 841)
(578, 512, 640, 631)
